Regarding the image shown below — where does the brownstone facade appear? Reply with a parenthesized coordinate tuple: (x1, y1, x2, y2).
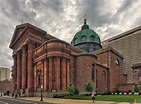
(10, 23, 131, 96)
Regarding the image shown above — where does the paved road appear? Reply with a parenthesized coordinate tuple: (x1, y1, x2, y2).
(0, 97, 50, 104)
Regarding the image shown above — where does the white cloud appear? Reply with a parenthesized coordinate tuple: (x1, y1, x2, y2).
(0, 0, 141, 68)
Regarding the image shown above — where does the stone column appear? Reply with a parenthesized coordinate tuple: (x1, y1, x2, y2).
(46, 59, 49, 91)
(22, 45, 26, 90)
(56, 57, 60, 91)
(49, 57, 53, 91)
(34, 63, 37, 91)
(67, 60, 70, 87)
(17, 51, 21, 91)
(27, 41, 34, 91)
(62, 58, 67, 91)
(12, 54, 17, 92)
(43, 59, 47, 91)
(53, 58, 56, 89)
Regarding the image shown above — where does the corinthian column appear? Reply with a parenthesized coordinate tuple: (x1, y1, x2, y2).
(56, 57, 60, 91)
(49, 57, 53, 91)
(43, 59, 47, 91)
(12, 54, 17, 92)
(17, 51, 21, 91)
(22, 45, 26, 90)
(27, 41, 34, 91)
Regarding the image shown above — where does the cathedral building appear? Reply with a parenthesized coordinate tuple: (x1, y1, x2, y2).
(10, 18, 132, 96)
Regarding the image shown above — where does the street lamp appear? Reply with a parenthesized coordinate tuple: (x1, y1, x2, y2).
(1, 87, 2, 97)
(40, 76, 43, 101)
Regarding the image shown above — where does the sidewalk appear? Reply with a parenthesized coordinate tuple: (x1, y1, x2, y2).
(18, 97, 129, 104)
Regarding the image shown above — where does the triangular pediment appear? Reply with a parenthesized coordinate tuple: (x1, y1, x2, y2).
(9, 23, 47, 49)
(9, 24, 28, 48)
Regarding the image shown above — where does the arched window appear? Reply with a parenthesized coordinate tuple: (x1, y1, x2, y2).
(92, 64, 95, 81)
(81, 35, 86, 42)
(74, 38, 78, 44)
(90, 35, 95, 41)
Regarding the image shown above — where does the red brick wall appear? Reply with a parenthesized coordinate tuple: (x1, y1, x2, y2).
(119, 83, 133, 92)
(74, 54, 96, 92)
(95, 47, 126, 92)
(70, 55, 76, 85)
(108, 50, 122, 91)
(96, 65, 108, 93)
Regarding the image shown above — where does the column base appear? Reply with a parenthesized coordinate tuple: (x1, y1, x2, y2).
(25, 88, 33, 97)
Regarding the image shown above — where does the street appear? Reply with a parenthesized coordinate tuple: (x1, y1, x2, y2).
(0, 97, 49, 104)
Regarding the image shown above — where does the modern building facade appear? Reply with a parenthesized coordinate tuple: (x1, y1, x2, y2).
(102, 26, 141, 83)
(0, 67, 10, 81)
(10, 18, 132, 96)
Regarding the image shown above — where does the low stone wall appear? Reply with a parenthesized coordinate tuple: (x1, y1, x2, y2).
(33, 92, 53, 97)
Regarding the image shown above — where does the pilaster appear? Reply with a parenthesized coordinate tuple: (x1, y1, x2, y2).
(67, 60, 70, 87)
(62, 58, 67, 91)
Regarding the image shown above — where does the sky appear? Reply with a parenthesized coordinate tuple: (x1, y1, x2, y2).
(0, 0, 141, 69)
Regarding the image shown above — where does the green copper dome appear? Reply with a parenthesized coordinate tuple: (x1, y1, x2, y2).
(71, 18, 102, 52)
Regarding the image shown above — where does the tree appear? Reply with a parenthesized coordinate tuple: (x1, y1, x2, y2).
(85, 83, 93, 92)
(134, 84, 139, 92)
(67, 83, 75, 96)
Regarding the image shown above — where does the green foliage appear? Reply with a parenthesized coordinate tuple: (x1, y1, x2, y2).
(60, 92, 70, 97)
(134, 84, 139, 92)
(67, 83, 75, 96)
(114, 86, 119, 92)
(53, 92, 70, 98)
(53, 93, 60, 98)
(85, 83, 93, 92)
(66, 95, 141, 102)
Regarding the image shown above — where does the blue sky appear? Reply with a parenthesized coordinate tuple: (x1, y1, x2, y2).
(0, 0, 141, 68)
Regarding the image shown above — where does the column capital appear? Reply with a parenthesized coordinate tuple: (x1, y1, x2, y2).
(21, 44, 27, 50)
(16, 50, 21, 54)
(27, 39, 35, 45)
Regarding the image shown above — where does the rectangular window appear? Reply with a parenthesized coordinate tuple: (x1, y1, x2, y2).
(92, 64, 95, 81)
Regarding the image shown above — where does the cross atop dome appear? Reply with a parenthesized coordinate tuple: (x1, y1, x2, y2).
(84, 14, 87, 22)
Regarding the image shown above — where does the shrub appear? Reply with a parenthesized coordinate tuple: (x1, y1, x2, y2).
(53, 92, 70, 98)
(60, 92, 70, 97)
(134, 84, 139, 92)
(67, 83, 75, 96)
(114, 86, 119, 92)
(53, 93, 60, 98)
(85, 83, 93, 92)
